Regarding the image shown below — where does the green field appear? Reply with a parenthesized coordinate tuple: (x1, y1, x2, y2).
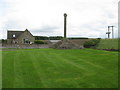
(2, 48, 118, 88)
(96, 39, 119, 50)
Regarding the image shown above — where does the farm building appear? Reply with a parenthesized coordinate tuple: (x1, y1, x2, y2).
(7, 29, 35, 44)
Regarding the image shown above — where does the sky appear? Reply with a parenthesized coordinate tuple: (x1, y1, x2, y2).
(0, 0, 119, 39)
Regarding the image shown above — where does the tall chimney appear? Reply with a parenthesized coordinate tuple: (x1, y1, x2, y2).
(64, 13, 67, 38)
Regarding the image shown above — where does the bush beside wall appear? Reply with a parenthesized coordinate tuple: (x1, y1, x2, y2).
(1, 39, 7, 44)
(84, 38, 101, 48)
(34, 40, 47, 44)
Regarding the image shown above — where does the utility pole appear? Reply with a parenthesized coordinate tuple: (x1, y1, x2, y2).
(107, 26, 114, 39)
(106, 26, 115, 49)
(64, 13, 67, 38)
(106, 26, 111, 38)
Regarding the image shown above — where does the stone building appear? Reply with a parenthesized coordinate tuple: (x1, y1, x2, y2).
(7, 29, 35, 44)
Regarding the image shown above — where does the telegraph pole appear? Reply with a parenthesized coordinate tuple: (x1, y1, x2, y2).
(64, 13, 67, 38)
(107, 26, 114, 39)
(106, 26, 111, 38)
(106, 26, 115, 49)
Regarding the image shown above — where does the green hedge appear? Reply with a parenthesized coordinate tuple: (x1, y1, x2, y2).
(34, 40, 46, 44)
(34, 36, 63, 40)
(68, 37, 88, 39)
(1, 39, 7, 44)
(84, 39, 101, 48)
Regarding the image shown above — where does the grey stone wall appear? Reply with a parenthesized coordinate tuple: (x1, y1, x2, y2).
(2, 44, 49, 48)
(17, 30, 35, 44)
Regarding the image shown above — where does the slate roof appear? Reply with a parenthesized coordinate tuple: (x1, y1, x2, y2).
(7, 30, 24, 39)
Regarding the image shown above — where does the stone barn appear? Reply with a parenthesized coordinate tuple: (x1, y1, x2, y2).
(7, 29, 35, 44)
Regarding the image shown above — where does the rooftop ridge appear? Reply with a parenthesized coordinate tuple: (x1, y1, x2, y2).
(7, 30, 25, 31)
(7, 31, 24, 32)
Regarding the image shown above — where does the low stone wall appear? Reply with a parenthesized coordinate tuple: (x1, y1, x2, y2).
(1, 39, 89, 49)
(2, 44, 50, 48)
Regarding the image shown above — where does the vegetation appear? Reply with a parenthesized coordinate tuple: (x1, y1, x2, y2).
(96, 39, 119, 50)
(68, 37, 88, 39)
(34, 40, 47, 44)
(2, 48, 118, 88)
(49, 36, 63, 40)
(34, 36, 49, 40)
(83, 38, 100, 48)
(34, 36, 63, 40)
(34, 36, 88, 40)
(1, 39, 7, 44)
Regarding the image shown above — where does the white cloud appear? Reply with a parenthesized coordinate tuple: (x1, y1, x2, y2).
(0, 0, 119, 39)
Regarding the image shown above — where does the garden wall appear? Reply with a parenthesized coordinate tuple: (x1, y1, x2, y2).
(2, 39, 89, 49)
(2, 44, 49, 48)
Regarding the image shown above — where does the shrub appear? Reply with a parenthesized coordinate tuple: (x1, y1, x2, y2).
(34, 36, 63, 40)
(68, 37, 88, 39)
(84, 39, 100, 48)
(1, 39, 7, 44)
(34, 40, 45, 44)
(34, 36, 49, 40)
(49, 36, 63, 40)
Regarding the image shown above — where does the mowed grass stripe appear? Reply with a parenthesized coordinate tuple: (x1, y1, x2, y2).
(27, 49, 117, 88)
(16, 50, 44, 88)
(62, 49, 118, 72)
(43, 52, 94, 88)
(3, 50, 44, 88)
(13, 51, 27, 88)
(55, 49, 116, 87)
(24, 49, 118, 88)
(66, 49, 118, 68)
(47, 49, 117, 87)
(2, 52, 15, 88)
(30, 50, 82, 88)
(59, 49, 118, 87)
(45, 49, 117, 72)
(2, 48, 118, 88)
(44, 49, 118, 88)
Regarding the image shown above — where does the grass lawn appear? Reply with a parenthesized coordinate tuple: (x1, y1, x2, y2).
(2, 48, 118, 88)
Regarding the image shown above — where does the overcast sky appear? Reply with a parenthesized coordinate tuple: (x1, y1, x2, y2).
(0, 0, 119, 39)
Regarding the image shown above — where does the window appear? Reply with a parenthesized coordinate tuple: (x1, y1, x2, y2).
(24, 39, 30, 44)
(13, 34, 15, 38)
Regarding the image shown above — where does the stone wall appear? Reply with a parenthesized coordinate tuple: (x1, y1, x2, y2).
(2, 44, 49, 48)
(17, 30, 35, 44)
(3, 39, 89, 49)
